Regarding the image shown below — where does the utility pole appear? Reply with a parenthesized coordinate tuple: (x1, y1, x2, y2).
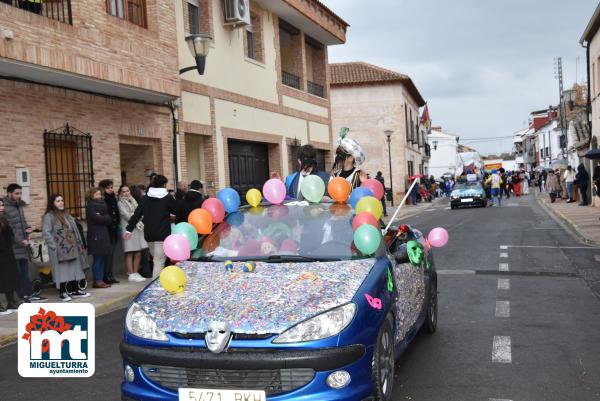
(554, 57, 567, 158)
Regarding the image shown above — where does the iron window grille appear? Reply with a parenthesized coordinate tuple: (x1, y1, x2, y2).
(307, 80, 324, 98)
(282, 71, 301, 90)
(6, 0, 72, 24)
(43, 124, 94, 219)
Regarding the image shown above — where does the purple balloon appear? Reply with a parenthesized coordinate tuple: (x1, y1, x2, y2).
(163, 234, 191, 261)
(427, 227, 449, 248)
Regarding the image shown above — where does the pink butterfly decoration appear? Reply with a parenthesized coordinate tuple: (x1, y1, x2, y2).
(365, 293, 382, 310)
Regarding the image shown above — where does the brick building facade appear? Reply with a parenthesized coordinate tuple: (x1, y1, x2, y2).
(0, 0, 180, 226)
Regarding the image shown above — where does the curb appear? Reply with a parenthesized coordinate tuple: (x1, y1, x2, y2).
(0, 289, 138, 349)
(535, 193, 600, 247)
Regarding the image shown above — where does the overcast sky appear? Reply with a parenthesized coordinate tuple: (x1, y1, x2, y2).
(321, 0, 599, 155)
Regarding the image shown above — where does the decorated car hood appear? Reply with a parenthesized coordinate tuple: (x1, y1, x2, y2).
(135, 259, 376, 335)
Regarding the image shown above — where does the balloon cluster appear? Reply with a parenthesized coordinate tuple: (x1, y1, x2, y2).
(348, 179, 385, 255)
(160, 187, 242, 294)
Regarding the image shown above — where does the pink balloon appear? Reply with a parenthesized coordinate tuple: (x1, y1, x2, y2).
(202, 198, 225, 223)
(163, 234, 191, 261)
(263, 179, 286, 204)
(362, 178, 385, 200)
(427, 227, 449, 248)
(352, 212, 379, 231)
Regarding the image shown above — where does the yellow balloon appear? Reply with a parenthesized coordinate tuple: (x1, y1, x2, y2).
(246, 188, 262, 208)
(355, 196, 383, 220)
(159, 265, 187, 294)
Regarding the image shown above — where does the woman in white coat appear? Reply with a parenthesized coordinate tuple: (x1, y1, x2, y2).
(118, 185, 147, 282)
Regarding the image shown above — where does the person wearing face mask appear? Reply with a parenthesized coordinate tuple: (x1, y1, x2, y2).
(331, 127, 368, 191)
(284, 144, 331, 200)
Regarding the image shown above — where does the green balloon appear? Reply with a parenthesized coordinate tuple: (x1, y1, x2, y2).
(300, 175, 325, 203)
(173, 222, 199, 250)
(353, 224, 381, 255)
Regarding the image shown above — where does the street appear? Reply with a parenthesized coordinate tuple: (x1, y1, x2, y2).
(0, 193, 599, 401)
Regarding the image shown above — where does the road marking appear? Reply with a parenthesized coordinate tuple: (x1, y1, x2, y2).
(426, 209, 436, 212)
(498, 278, 510, 290)
(502, 245, 594, 249)
(492, 336, 512, 363)
(437, 269, 476, 275)
(489, 399, 513, 401)
(495, 301, 510, 318)
(444, 206, 451, 210)
(499, 263, 509, 272)
(500, 252, 508, 258)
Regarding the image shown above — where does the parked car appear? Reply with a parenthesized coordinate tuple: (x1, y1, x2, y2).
(450, 181, 487, 209)
(120, 201, 438, 401)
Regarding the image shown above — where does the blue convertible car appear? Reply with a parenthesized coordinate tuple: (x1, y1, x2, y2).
(120, 202, 437, 401)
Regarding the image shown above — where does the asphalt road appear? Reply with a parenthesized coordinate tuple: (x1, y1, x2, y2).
(1, 194, 599, 401)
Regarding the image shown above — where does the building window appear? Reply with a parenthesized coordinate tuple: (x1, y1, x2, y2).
(405, 104, 409, 142)
(545, 146, 549, 158)
(305, 36, 326, 98)
(407, 161, 414, 178)
(107, 0, 147, 28)
(188, 0, 200, 34)
(43, 125, 94, 219)
(245, 12, 263, 62)
(279, 19, 303, 90)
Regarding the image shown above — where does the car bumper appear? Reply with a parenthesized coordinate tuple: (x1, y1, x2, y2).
(120, 342, 374, 401)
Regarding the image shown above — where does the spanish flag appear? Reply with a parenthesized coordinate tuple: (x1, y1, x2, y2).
(420, 105, 431, 132)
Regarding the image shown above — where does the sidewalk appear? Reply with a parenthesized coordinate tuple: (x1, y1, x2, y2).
(0, 274, 147, 348)
(537, 191, 600, 245)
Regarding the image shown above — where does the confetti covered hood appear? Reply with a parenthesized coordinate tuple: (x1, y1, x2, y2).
(135, 259, 376, 335)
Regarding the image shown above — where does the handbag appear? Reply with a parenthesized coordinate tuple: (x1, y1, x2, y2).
(28, 236, 49, 265)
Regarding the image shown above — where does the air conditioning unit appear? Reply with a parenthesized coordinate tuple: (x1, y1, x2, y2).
(222, 0, 250, 26)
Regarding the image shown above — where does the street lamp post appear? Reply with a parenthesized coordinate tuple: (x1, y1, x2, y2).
(385, 130, 394, 206)
(172, 33, 213, 182)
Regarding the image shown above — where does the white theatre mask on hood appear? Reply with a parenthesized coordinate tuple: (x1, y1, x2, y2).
(205, 321, 231, 354)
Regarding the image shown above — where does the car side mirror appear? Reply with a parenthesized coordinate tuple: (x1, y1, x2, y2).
(393, 248, 410, 264)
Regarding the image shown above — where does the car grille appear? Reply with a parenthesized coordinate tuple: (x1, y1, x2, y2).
(170, 332, 274, 340)
(141, 365, 315, 395)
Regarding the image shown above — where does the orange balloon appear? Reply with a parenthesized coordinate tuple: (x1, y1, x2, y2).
(328, 177, 351, 203)
(188, 208, 213, 234)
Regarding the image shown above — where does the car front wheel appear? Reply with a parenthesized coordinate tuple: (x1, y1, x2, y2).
(372, 314, 394, 401)
(423, 277, 438, 333)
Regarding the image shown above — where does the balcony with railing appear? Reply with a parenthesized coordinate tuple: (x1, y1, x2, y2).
(4, 0, 72, 24)
(282, 70, 301, 90)
(307, 80, 324, 98)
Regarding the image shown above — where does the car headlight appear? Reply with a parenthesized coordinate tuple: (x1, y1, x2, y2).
(125, 302, 168, 341)
(451, 195, 459, 199)
(273, 303, 356, 343)
(474, 193, 481, 198)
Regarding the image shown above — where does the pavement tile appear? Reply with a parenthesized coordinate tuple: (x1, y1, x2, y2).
(539, 195, 600, 244)
(0, 274, 146, 348)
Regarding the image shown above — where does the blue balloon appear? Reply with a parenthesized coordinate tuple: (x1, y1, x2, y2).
(349, 187, 374, 209)
(217, 188, 241, 213)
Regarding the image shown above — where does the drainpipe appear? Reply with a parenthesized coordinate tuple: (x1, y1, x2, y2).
(169, 101, 180, 184)
(582, 40, 593, 204)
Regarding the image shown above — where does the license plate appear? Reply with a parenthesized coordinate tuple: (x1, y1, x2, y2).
(460, 198, 473, 203)
(179, 388, 266, 401)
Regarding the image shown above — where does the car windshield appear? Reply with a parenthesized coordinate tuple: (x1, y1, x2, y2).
(193, 202, 374, 262)
(455, 182, 482, 190)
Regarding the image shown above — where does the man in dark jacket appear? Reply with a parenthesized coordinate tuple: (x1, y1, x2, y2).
(284, 144, 331, 200)
(176, 180, 205, 223)
(576, 163, 590, 206)
(124, 175, 178, 278)
(3, 184, 47, 303)
(99, 179, 120, 284)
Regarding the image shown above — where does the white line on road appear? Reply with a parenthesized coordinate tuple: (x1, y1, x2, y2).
(437, 269, 476, 275)
(489, 399, 513, 401)
(502, 245, 594, 249)
(499, 263, 509, 272)
(498, 278, 510, 290)
(444, 206, 451, 210)
(495, 301, 510, 318)
(500, 252, 508, 258)
(426, 209, 436, 212)
(492, 336, 512, 363)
